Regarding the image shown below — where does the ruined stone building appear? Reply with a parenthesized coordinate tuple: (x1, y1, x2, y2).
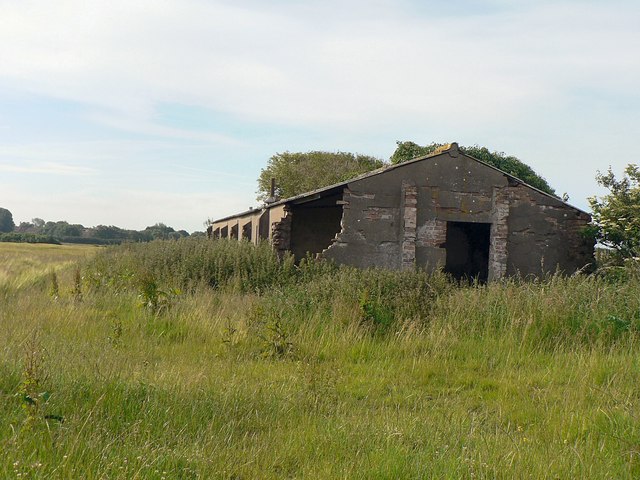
(207, 143, 594, 281)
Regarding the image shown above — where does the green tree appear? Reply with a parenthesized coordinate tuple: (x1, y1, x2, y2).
(42, 220, 83, 237)
(144, 223, 176, 240)
(91, 225, 130, 240)
(390, 141, 557, 196)
(0, 207, 15, 233)
(588, 164, 640, 259)
(257, 151, 385, 202)
(389, 141, 443, 164)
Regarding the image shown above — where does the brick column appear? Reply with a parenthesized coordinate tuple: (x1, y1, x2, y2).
(402, 181, 418, 270)
(271, 207, 292, 258)
(489, 187, 509, 281)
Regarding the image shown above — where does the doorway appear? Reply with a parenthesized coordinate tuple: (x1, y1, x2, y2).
(444, 222, 491, 282)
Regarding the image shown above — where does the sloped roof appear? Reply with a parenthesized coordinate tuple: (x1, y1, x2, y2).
(212, 142, 587, 223)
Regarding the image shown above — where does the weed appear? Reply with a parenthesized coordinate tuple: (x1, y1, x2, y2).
(358, 289, 394, 333)
(137, 271, 180, 315)
(109, 321, 124, 347)
(71, 267, 83, 302)
(221, 318, 239, 347)
(16, 333, 63, 429)
(48, 270, 59, 299)
(260, 318, 294, 358)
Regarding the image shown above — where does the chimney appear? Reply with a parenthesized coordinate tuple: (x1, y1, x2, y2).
(265, 177, 279, 205)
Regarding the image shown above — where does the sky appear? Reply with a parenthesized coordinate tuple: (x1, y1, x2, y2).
(1, 0, 639, 233)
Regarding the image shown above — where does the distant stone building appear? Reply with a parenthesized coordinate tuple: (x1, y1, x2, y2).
(208, 143, 594, 281)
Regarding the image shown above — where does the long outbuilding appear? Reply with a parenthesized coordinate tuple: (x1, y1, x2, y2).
(208, 143, 594, 281)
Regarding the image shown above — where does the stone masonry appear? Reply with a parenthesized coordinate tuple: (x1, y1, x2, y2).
(402, 181, 418, 270)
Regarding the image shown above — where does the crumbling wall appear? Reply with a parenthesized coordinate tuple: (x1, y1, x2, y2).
(323, 183, 402, 269)
(271, 206, 292, 257)
(504, 185, 594, 276)
(289, 193, 343, 261)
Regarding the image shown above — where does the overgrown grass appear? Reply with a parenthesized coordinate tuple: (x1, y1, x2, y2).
(0, 242, 99, 292)
(1, 239, 639, 478)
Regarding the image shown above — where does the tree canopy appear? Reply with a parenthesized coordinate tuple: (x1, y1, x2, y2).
(12, 217, 194, 244)
(256, 142, 557, 203)
(588, 164, 640, 259)
(257, 151, 385, 202)
(0, 207, 15, 233)
(390, 141, 557, 196)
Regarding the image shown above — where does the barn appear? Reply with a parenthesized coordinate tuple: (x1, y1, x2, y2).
(208, 143, 594, 281)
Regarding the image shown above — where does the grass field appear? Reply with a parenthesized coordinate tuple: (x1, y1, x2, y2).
(1, 240, 639, 479)
(0, 243, 100, 291)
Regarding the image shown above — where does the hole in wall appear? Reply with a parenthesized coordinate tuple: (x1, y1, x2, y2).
(444, 221, 491, 283)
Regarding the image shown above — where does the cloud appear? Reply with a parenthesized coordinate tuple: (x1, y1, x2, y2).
(86, 111, 241, 145)
(1, 0, 637, 134)
(0, 162, 96, 176)
(0, 0, 638, 226)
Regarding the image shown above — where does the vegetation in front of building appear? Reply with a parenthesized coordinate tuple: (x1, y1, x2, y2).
(1, 239, 639, 478)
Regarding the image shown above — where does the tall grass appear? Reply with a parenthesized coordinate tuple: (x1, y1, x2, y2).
(84, 238, 298, 293)
(0, 242, 99, 293)
(1, 239, 639, 478)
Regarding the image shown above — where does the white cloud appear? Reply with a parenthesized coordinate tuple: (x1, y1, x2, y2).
(0, 161, 96, 175)
(1, 0, 637, 133)
(0, 0, 639, 225)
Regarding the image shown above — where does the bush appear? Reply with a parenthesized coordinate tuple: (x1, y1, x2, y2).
(0, 233, 61, 244)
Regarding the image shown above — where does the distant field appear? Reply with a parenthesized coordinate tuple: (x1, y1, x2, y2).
(1, 239, 639, 479)
(0, 242, 100, 290)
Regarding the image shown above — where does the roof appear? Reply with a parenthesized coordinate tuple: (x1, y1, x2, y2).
(211, 143, 588, 223)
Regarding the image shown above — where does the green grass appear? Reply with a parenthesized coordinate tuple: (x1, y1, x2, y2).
(0, 242, 99, 291)
(1, 240, 639, 478)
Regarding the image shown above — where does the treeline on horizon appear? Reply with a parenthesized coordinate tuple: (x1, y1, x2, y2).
(2, 218, 205, 245)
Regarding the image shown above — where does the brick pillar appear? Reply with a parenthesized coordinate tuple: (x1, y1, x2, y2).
(489, 187, 509, 281)
(402, 181, 418, 270)
(271, 207, 292, 258)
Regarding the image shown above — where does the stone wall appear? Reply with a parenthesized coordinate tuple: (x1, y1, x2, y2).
(210, 146, 594, 278)
(271, 207, 292, 257)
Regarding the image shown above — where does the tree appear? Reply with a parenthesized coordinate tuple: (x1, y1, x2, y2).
(32, 218, 45, 229)
(0, 207, 15, 233)
(588, 164, 640, 259)
(390, 141, 557, 196)
(257, 151, 385, 202)
(91, 225, 130, 240)
(144, 223, 176, 240)
(41, 220, 83, 237)
(389, 141, 442, 164)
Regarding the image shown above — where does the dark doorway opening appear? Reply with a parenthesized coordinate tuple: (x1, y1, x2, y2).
(242, 221, 252, 241)
(444, 222, 491, 283)
(290, 192, 343, 262)
(258, 211, 269, 240)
